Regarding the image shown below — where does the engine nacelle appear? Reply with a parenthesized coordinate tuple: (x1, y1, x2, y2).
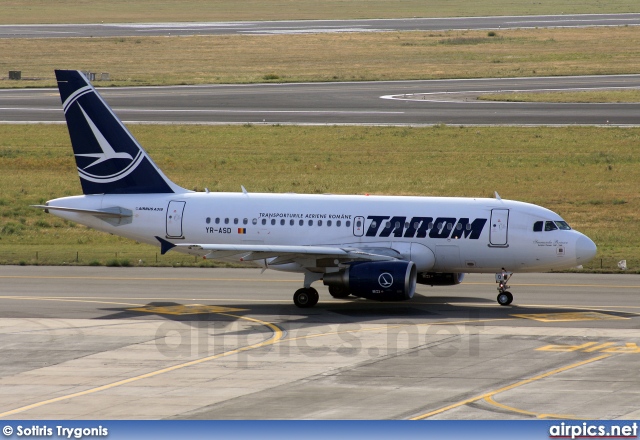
(323, 261, 417, 301)
(417, 272, 465, 286)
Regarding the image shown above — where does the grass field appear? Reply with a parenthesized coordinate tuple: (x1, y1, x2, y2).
(1, 0, 638, 24)
(478, 90, 640, 103)
(2, 27, 640, 88)
(0, 124, 638, 271)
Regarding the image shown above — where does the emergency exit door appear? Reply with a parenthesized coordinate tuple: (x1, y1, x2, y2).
(353, 216, 365, 237)
(166, 201, 186, 238)
(489, 209, 509, 246)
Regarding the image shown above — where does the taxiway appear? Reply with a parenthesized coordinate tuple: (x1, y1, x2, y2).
(1, 266, 639, 419)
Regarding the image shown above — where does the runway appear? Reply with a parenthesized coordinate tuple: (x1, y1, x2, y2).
(1, 266, 639, 419)
(2, 75, 640, 126)
(1, 14, 640, 39)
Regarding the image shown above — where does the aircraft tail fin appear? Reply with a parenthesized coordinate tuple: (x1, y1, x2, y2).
(55, 70, 187, 194)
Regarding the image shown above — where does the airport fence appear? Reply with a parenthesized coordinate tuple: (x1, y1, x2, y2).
(0, 249, 249, 268)
(0, 249, 636, 273)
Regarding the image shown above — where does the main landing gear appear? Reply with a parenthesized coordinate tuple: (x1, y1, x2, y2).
(495, 269, 514, 306)
(293, 288, 319, 308)
(328, 285, 351, 299)
(293, 271, 324, 308)
(294, 285, 351, 308)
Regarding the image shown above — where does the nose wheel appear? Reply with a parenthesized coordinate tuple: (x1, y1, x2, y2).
(495, 269, 514, 306)
(294, 287, 319, 308)
(497, 291, 513, 306)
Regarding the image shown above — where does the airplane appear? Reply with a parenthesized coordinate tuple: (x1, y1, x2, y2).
(34, 70, 597, 308)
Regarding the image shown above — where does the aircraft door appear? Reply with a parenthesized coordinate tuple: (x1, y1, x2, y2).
(353, 216, 365, 237)
(489, 209, 509, 246)
(166, 201, 186, 238)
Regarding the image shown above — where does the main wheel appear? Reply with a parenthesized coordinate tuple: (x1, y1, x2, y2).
(497, 291, 514, 306)
(294, 287, 319, 308)
(328, 285, 351, 299)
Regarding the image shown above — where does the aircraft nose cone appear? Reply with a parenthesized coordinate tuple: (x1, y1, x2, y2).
(576, 235, 597, 263)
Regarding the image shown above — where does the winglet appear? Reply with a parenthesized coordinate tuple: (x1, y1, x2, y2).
(155, 236, 176, 255)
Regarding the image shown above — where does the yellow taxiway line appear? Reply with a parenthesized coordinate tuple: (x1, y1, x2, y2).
(0, 294, 514, 418)
(0, 309, 285, 419)
(411, 353, 613, 420)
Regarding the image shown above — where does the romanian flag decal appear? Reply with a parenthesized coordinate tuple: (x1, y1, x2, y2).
(238, 228, 247, 234)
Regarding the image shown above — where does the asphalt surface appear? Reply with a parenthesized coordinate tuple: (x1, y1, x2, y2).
(1, 75, 639, 126)
(1, 266, 639, 419)
(1, 14, 640, 39)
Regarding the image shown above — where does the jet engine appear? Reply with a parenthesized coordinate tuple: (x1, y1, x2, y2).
(323, 261, 417, 301)
(417, 272, 465, 286)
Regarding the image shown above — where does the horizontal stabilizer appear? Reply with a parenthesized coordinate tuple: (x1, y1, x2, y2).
(31, 205, 132, 218)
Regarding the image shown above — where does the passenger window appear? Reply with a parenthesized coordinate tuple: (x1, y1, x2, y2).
(318, 220, 323, 226)
(234, 218, 238, 225)
(224, 218, 229, 224)
(244, 218, 248, 225)
(346, 220, 351, 227)
(371, 221, 377, 228)
(252, 218, 257, 225)
(299, 219, 304, 226)
(271, 219, 276, 225)
(290, 219, 294, 226)
(456, 224, 462, 230)
(327, 220, 332, 227)
(280, 219, 285, 225)
(356, 220, 361, 227)
(337, 220, 341, 227)
(206, 217, 211, 224)
(308, 220, 313, 226)
(533, 221, 543, 232)
(545, 221, 558, 231)
(215, 218, 220, 224)
(261, 219, 266, 225)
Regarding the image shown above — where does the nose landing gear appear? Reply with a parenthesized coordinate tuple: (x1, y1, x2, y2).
(496, 269, 513, 306)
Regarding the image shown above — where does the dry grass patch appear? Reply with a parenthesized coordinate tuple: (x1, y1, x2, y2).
(0, 124, 639, 270)
(1, 0, 638, 24)
(2, 27, 640, 87)
(478, 90, 640, 103)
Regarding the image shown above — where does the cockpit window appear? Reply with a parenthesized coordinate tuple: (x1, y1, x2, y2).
(535, 220, 571, 232)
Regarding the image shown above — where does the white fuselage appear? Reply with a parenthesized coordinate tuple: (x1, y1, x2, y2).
(46, 192, 595, 274)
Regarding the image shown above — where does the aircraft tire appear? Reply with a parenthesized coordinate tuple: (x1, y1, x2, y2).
(294, 288, 319, 308)
(328, 285, 351, 299)
(497, 291, 513, 306)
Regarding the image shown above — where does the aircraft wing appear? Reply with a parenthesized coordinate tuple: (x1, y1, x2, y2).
(180, 243, 400, 265)
(154, 237, 399, 265)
